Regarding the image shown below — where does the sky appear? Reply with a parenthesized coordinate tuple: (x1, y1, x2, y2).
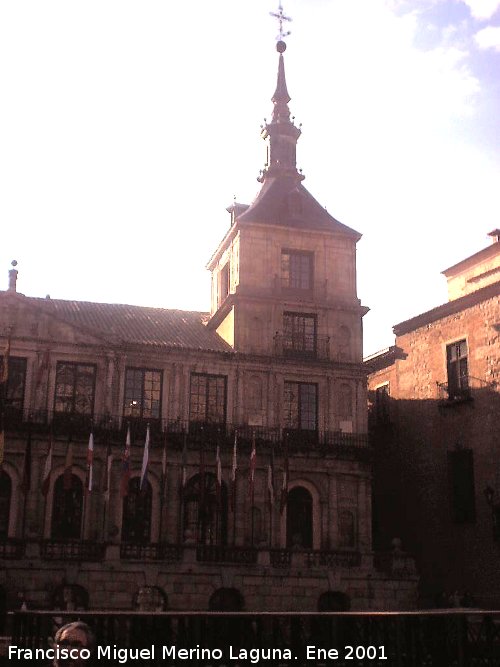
(1, 0, 499, 355)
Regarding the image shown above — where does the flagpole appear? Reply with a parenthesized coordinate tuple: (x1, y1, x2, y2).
(159, 430, 167, 544)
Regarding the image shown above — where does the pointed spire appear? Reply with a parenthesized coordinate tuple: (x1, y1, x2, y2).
(259, 39, 303, 182)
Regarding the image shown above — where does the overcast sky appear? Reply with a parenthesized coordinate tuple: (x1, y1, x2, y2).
(1, 0, 499, 355)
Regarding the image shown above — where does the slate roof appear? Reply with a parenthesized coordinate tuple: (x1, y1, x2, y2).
(237, 176, 361, 238)
(19, 295, 233, 353)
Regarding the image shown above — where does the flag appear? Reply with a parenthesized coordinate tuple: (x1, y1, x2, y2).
(179, 432, 187, 496)
(140, 424, 150, 492)
(41, 435, 53, 496)
(20, 431, 32, 493)
(86, 432, 94, 492)
(267, 447, 275, 508)
(199, 440, 205, 507)
(215, 443, 222, 508)
(121, 425, 131, 497)
(248, 432, 256, 501)
(63, 439, 73, 491)
(160, 434, 168, 503)
(102, 442, 112, 503)
(230, 430, 238, 512)
(280, 445, 289, 515)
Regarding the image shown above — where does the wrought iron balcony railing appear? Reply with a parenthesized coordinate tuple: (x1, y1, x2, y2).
(196, 544, 258, 565)
(2, 411, 370, 457)
(40, 539, 106, 561)
(274, 333, 330, 361)
(0, 538, 26, 560)
(120, 542, 182, 562)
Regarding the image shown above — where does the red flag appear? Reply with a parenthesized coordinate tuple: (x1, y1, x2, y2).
(63, 439, 73, 491)
(248, 432, 256, 501)
(121, 425, 131, 497)
(267, 447, 275, 508)
(139, 424, 150, 492)
(179, 432, 187, 497)
(199, 441, 205, 507)
(160, 434, 168, 503)
(86, 432, 94, 493)
(280, 445, 289, 515)
(20, 431, 32, 493)
(41, 435, 53, 496)
(215, 444, 222, 508)
(230, 430, 238, 512)
(102, 442, 112, 503)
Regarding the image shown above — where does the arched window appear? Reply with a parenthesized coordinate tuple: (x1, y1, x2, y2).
(286, 486, 313, 549)
(0, 472, 12, 538)
(209, 588, 244, 611)
(51, 474, 83, 540)
(183, 473, 227, 545)
(317, 591, 351, 611)
(51, 584, 89, 611)
(122, 478, 152, 543)
(132, 586, 168, 611)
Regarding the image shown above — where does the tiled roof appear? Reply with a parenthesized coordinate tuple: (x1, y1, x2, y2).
(237, 176, 361, 238)
(22, 296, 233, 353)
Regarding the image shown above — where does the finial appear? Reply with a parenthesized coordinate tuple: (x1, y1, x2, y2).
(8, 260, 18, 292)
(270, 2, 292, 44)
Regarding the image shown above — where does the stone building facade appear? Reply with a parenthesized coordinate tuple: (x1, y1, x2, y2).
(0, 39, 417, 613)
(366, 232, 500, 608)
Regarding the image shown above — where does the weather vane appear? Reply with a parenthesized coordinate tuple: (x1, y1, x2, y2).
(270, 2, 292, 42)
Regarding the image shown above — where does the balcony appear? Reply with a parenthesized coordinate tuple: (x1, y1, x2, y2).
(2, 413, 369, 459)
(40, 539, 105, 561)
(274, 333, 330, 361)
(0, 538, 25, 559)
(196, 544, 258, 564)
(120, 542, 182, 562)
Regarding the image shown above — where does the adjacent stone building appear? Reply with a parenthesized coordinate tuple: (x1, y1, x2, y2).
(0, 37, 417, 613)
(366, 231, 500, 608)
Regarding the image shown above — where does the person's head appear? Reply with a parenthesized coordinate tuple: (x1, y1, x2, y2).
(53, 621, 94, 667)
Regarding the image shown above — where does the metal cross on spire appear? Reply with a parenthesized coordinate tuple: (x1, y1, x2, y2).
(270, 2, 292, 42)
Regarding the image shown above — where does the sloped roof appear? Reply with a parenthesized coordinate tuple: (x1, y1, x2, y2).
(237, 176, 361, 238)
(18, 295, 233, 353)
(393, 280, 500, 337)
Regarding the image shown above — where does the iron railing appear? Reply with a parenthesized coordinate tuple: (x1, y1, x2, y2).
(8, 609, 500, 666)
(40, 539, 106, 561)
(274, 333, 330, 361)
(2, 412, 370, 455)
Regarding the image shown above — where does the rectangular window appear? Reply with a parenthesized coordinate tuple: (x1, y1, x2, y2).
(0, 356, 27, 414)
(123, 368, 162, 420)
(189, 373, 227, 426)
(446, 340, 469, 399)
(448, 449, 475, 523)
(281, 250, 313, 291)
(283, 312, 317, 357)
(54, 362, 96, 415)
(284, 381, 318, 431)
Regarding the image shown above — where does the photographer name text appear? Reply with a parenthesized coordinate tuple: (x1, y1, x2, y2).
(9, 643, 388, 663)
